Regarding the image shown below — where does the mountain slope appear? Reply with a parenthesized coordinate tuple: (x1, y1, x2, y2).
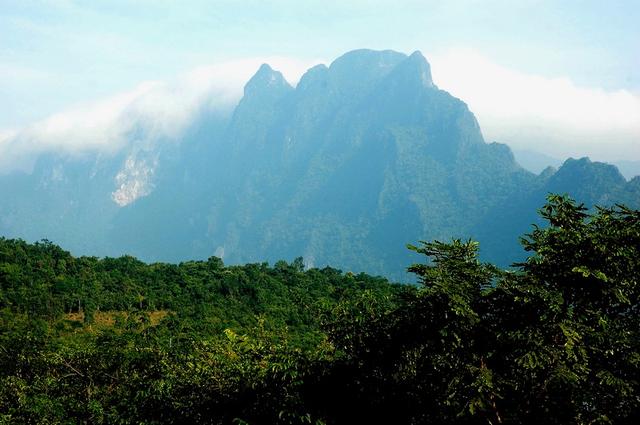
(1, 49, 638, 279)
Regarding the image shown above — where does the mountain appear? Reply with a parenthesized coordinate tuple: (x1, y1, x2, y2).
(1, 49, 638, 279)
(514, 148, 640, 180)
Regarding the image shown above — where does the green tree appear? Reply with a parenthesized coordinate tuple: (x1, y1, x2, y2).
(496, 194, 640, 423)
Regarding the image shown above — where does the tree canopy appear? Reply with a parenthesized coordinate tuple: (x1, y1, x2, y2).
(0, 194, 638, 424)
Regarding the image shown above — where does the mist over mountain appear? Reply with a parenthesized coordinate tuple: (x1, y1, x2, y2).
(1, 49, 638, 279)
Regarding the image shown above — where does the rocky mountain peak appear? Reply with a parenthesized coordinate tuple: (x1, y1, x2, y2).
(243, 63, 293, 99)
(326, 49, 407, 95)
(296, 64, 329, 92)
(406, 50, 434, 87)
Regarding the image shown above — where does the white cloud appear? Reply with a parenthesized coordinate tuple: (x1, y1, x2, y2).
(430, 48, 640, 162)
(0, 56, 320, 173)
(0, 129, 17, 143)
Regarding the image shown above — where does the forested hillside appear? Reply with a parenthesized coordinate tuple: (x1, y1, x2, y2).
(1, 195, 638, 424)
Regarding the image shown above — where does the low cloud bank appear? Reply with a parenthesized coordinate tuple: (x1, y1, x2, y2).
(0, 57, 318, 174)
(430, 49, 640, 162)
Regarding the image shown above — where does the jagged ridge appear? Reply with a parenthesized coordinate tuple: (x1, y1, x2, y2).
(0, 49, 638, 279)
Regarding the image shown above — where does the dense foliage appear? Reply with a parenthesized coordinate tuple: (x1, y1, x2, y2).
(1, 195, 639, 424)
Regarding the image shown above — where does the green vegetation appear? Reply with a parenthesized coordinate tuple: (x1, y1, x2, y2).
(1, 195, 639, 424)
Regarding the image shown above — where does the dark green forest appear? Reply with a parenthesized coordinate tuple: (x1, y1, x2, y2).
(1, 195, 639, 424)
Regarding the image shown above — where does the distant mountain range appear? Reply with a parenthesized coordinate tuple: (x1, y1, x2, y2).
(513, 149, 640, 179)
(1, 49, 638, 280)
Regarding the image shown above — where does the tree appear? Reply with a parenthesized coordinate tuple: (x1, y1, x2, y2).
(506, 194, 640, 423)
(320, 195, 640, 424)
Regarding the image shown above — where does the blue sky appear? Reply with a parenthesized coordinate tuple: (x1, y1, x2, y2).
(1, 0, 639, 165)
